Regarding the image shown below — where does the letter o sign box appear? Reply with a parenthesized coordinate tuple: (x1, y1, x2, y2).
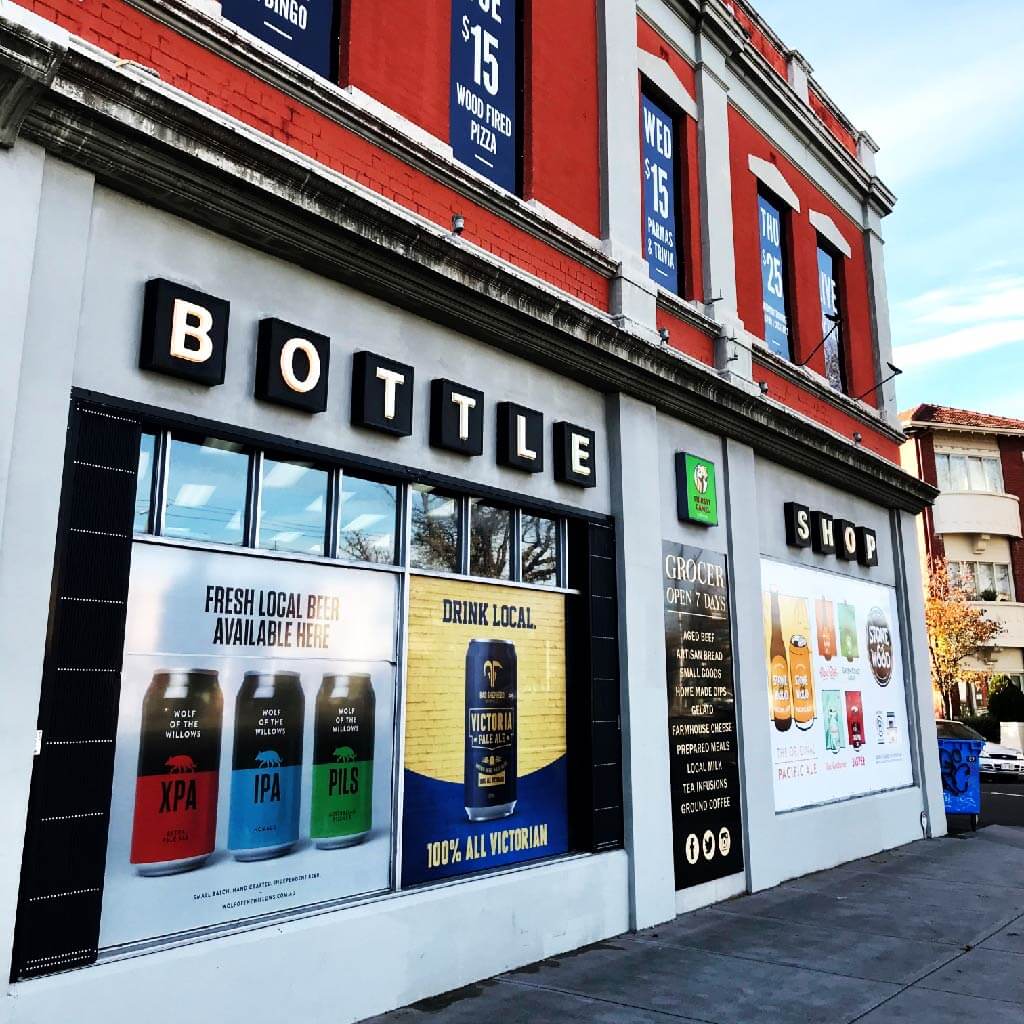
(255, 318, 330, 413)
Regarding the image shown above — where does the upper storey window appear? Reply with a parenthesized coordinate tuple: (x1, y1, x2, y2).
(758, 191, 792, 360)
(640, 91, 680, 294)
(816, 240, 847, 393)
(221, 0, 338, 78)
(935, 453, 1004, 494)
(451, 0, 520, 192)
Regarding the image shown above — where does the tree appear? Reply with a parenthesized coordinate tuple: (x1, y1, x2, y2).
(925, 555, 1003, 720)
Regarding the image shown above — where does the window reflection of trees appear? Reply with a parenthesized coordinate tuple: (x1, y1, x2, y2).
(522, 514, 557, 585)
(410, 488, 459, 571)
(470, 501, 511, 579)
(337, 479, 398, 565)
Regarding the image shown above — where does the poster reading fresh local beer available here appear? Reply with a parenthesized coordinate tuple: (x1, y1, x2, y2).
(761, 559, 913, 812)
(99, 543, 397, 951)
(401, 576, 568, 886)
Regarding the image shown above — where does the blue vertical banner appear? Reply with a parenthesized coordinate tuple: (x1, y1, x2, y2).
(817, 245, 844, 391)
(640, 94, 679, 293)
(450, 0, 518, 192)
(220, 0, 337, 79)
(758, 194, 790, 359)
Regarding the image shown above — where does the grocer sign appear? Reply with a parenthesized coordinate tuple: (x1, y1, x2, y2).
(758, 193, 790, 359)
(220, 0, 337, 79)
(138, 278, 597, 487)
(450, 0, 518, 192)
(641, 93, 679, 293)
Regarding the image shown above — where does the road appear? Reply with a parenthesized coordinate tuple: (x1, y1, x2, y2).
(982, 779, 1024, 827)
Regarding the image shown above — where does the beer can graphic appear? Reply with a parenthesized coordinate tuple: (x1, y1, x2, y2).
(845, 690, 865, 750)
(815, 597, 836, 660)
(311, 673, 375, 849)
(465, 639, 517, 821)
(228, 671, 304, 861)
(838, 603, 859, 662)
(131, 669, 223, 876)
(822, 689, 844, 754)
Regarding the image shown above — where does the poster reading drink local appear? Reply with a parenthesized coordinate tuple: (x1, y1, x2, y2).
(100, 543, 397, 951)
(402, 576, 568, 886)
(761, 559, 913, 812)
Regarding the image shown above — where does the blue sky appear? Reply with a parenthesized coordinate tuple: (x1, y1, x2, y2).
(756, 0, 1024, 418)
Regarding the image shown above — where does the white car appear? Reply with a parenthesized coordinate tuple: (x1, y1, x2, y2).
(936, 720, 1024, 778)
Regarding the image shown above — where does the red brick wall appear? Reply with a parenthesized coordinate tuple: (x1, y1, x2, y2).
(729, 105, 877, 408)
(656, 308, 715, 366)
(999, 436, 1024, 600)
(24, 0, 610, 309)
(808, 88, 857, 158)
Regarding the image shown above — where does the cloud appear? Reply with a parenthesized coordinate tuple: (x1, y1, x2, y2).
(899, 276, 1024, 329)
(893, 320, 1024, 369)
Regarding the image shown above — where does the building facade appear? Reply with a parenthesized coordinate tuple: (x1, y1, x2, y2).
(0, 0, 942, 1021)
(901, 405, 1024, 709)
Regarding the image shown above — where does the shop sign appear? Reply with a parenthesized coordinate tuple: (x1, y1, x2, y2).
(676, 453, 718, 526)
(758, 193, 790, 359)
(401, 576, 569, 885)
(761, 559, 912, 813)
(221, 0, 337, 79)
(138, 279, 596, 487)
(663, 543, 743, 889)
(641, 93, 678, 293)
(99, 543, 398, 948)
(784, 502, 878, 567)
(450, 0, 518, 192)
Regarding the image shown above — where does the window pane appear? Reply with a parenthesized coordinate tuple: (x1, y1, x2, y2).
(164, 436, 248, 546)
(134, 433, 155, 534)
(935, 454, 951, 491)
(984, 458, 1004, 493)
(410, 485, 459, 572)
(995, 564, 1011, 597)
(976, 562, 995, 599)
(469, 500, 511, 579)
(521, 514, 558, 585)
(949, 456, 969, 491)
(337, 473, 398, 564)
(258, 458, 327, 556)
(967, 457, 987, 492)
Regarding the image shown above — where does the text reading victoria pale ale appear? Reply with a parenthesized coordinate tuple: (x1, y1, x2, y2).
(228, 671, 304, 860)
(131, 669, 223, 876)
(465, 639, 517, 821)
(311, 673, 375, 848)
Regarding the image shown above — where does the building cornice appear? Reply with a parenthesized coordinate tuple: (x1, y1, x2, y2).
(903, 421, 1024, 441)
(0, 8, 934, 514)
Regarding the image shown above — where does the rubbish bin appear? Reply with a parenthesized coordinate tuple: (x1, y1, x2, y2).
(938, 738, 984, 829)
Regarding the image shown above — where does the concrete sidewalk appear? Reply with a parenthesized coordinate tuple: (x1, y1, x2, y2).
(368, 827, 1024, 1024)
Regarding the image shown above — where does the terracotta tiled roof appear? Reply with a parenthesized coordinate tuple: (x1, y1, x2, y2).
(900, 404, 1024, 432)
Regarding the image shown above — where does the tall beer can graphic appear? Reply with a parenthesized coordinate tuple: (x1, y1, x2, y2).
(838, 603, 859, 662)
(815, 597, 836, 660)
(131, 669, 223, 876)
(845, 690, 865, 749)
(228, 671, 304, 861)
(465, 639, 517, 821)
(311, 673, 375, 848)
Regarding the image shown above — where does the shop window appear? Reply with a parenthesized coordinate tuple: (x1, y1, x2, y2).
(521, 512, 558, 585)
(758, 190, 792, 360)
(163, 435, 249, 546)
(935, 453, 1004, 494)
(469, 498, 512, 579)
(816, 240, 847, 392)
(410, 484, 461, 572)
(257, 457, 328, 556)
(640, 89, 682, 295)
(337, 473, 399, 565)
(134, 432, 156, 534)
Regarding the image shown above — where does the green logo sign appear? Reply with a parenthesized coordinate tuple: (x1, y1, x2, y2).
(681, 453, 717, 526)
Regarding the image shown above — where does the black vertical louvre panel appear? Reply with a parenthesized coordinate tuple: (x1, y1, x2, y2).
(567, 520, 624, 853)
(11, 398, 141, 981)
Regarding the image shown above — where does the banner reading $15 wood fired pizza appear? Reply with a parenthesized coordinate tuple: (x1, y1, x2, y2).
(402, 576, 568, 885)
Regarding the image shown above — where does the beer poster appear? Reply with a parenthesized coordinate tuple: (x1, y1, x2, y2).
(662, 543, 744, 890)
(761, 559, 913, 812)
(99, 543, 398, 950)
(401, 577, 569, 886)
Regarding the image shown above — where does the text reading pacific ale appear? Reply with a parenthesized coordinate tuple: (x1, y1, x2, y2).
(228, 671, 304, 860)
(311, 673, 375, 848)
(465, 639, 517, 821)
(768, 590, 793, 732)
(131, 669, 223, 876)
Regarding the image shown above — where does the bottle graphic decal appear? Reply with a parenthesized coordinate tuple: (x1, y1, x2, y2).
(311, 673, 375, 848)
(839, 603, 859, 662)
(789, 633, 815, 730)
(131, 669, 223, 876)
(815, 597, 836, 660)
(228, 671, 304, 861)
(768, 590, 793, 732)
(845, 690, 865, 750)
(465, 639, 517, 821)
(822, 690, 843, 754)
